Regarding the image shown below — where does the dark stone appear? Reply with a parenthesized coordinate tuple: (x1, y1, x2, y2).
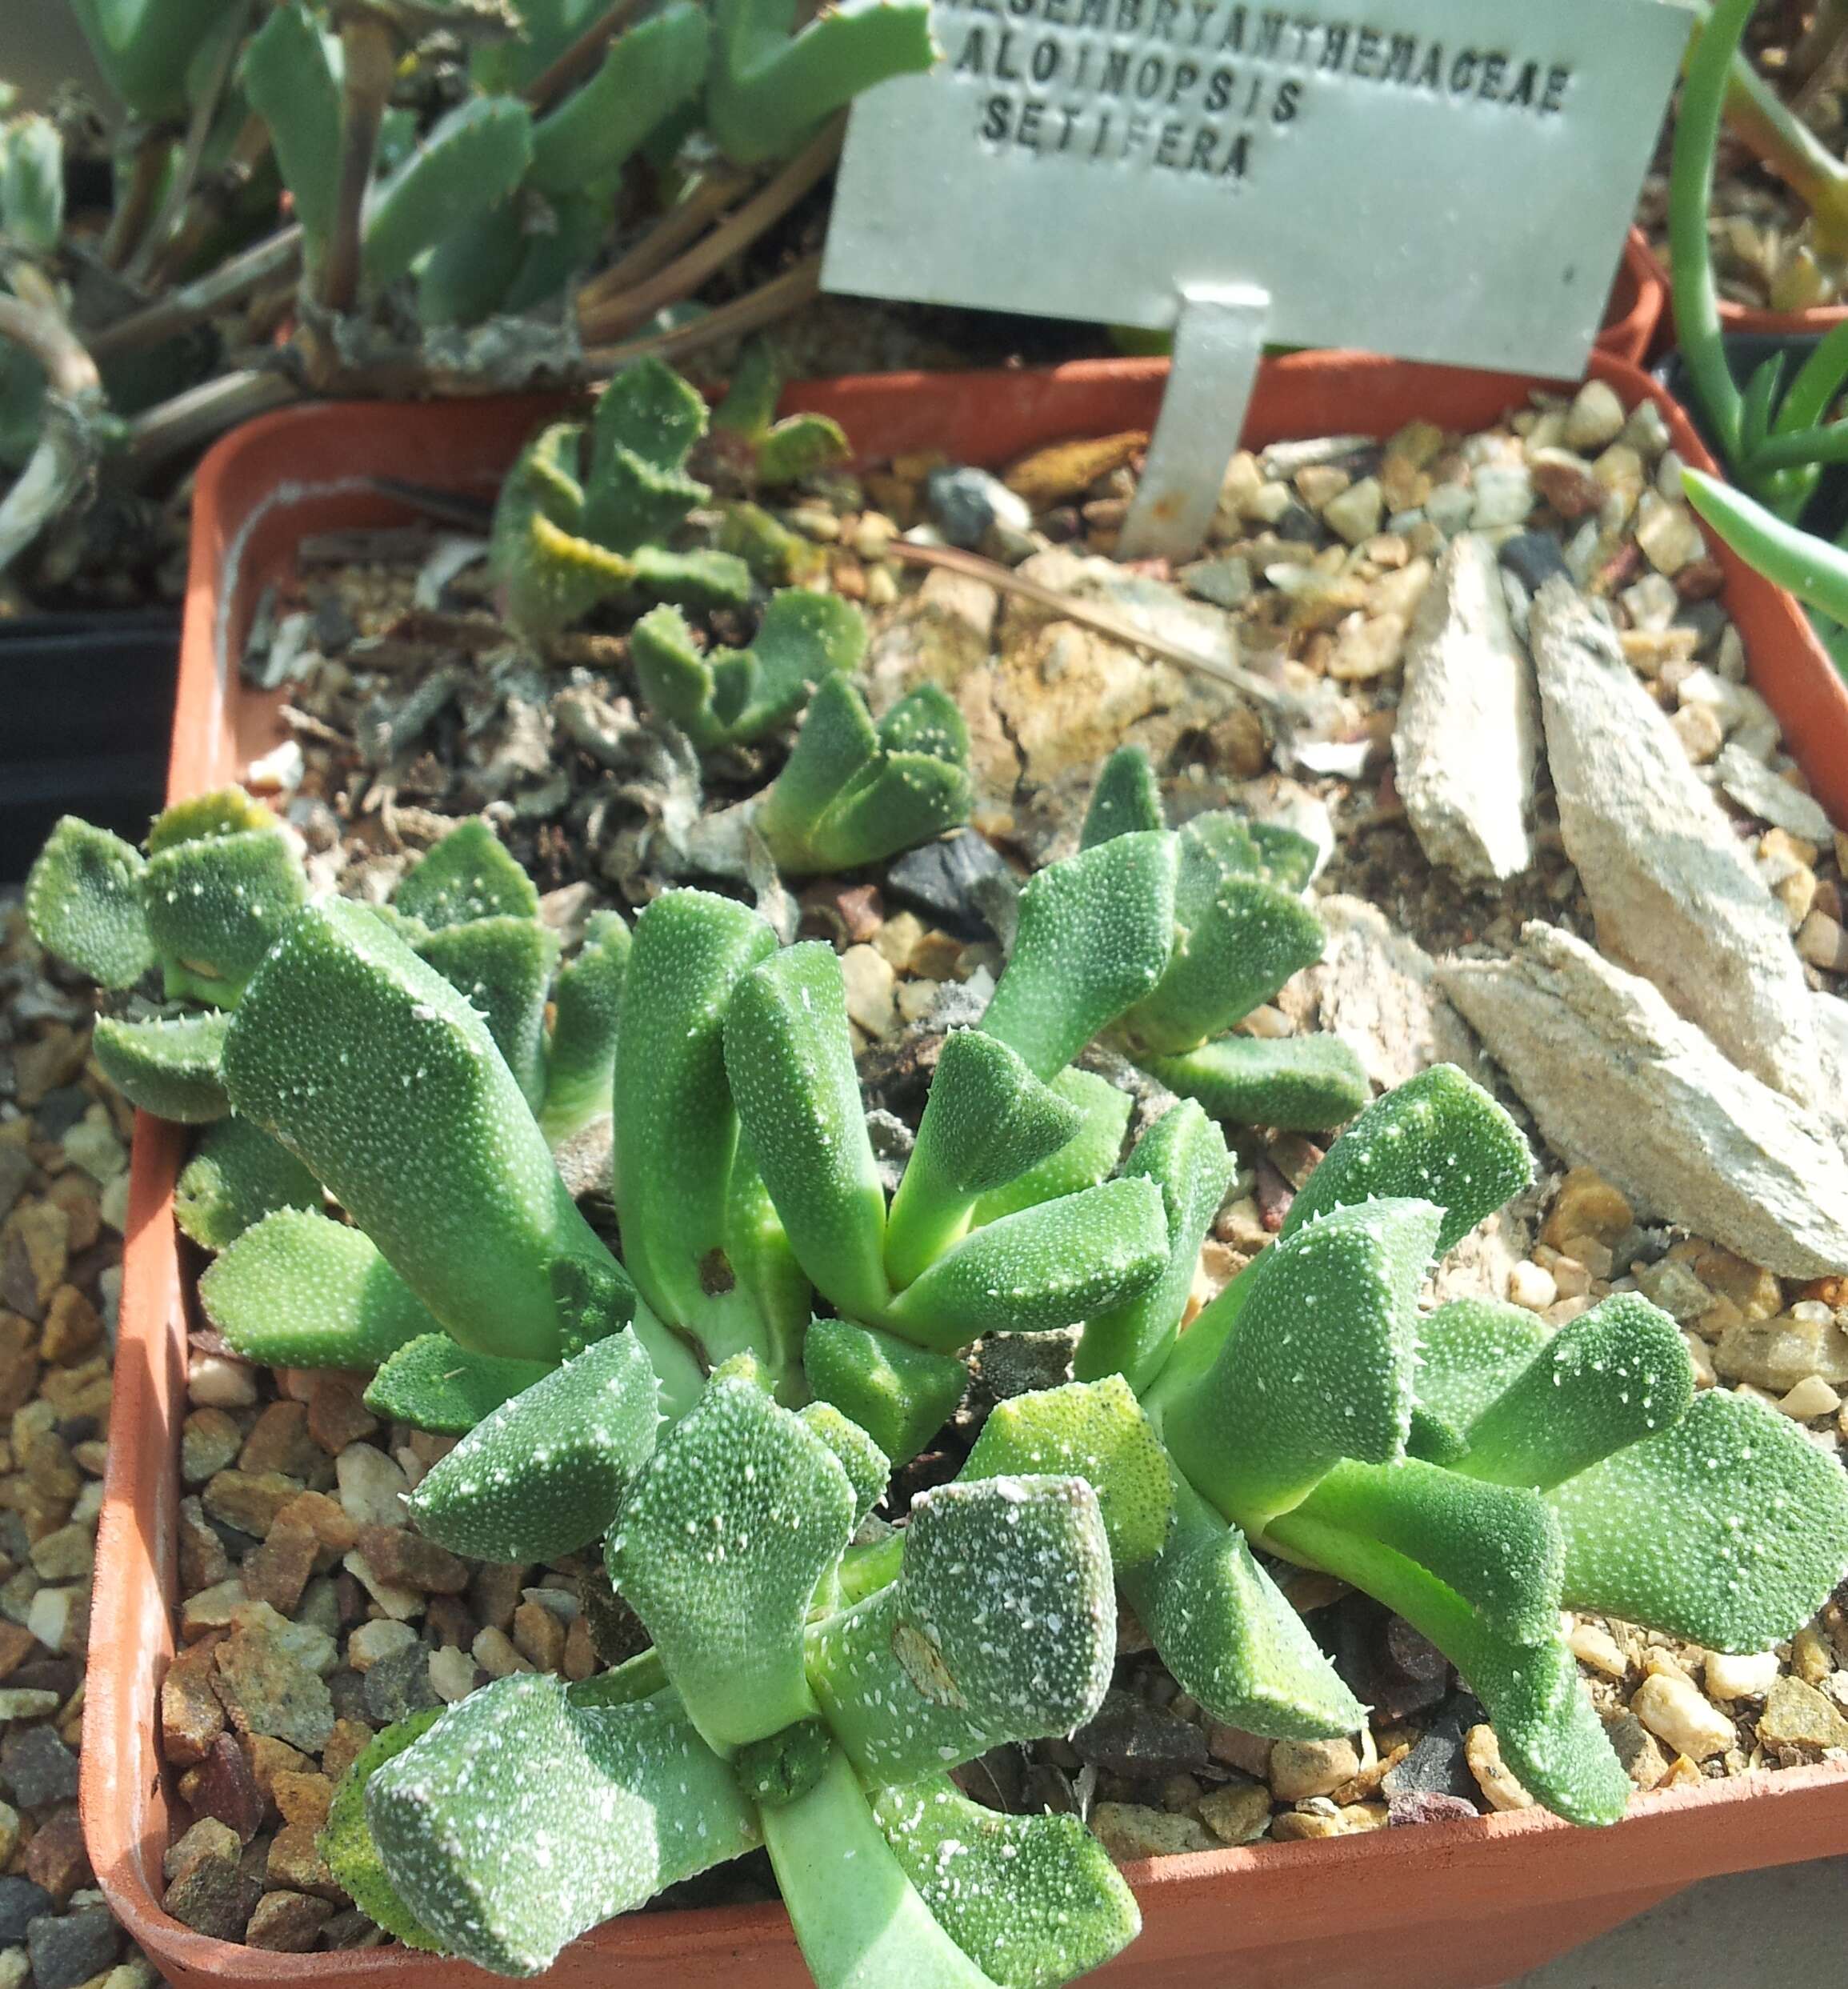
(1498, 530, 1571, 592)
(322, 1907, 391, 1951)
(1380, 1715, 1475, 1803)
(0, 1724, 80, 1808)
(26, 1908, 120, 1989)
(0, 1877, 54, 1944)
(31, 1087, 92, 1140)
(362, 1642, 439, 1725)
(1674, 598, 1729, 658)
(1070, 1689, 1210, 1779)
(885, 829, 1012, 938)
(9, 1658, 81, 1701)
(187, 1731, 266, 1843)
(926, 466, 1013, 550)
(1387, 1789, 1481, 1828)
(1272, 502, 1322, 544)
(327, 1667, 371, 1723)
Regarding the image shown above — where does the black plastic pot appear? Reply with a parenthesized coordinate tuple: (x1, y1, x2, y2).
(0, 608, 178, 884)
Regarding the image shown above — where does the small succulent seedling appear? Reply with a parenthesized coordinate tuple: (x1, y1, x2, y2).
(1075, 747, 1369, 1131)
(337, 1365, 1136, 1986)
(702, 338, 851, 490)
(491, 356, 754, 640)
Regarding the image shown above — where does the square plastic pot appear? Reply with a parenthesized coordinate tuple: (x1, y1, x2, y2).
(82, 350, 1848, 1989)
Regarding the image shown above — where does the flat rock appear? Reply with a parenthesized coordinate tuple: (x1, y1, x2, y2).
(1441, 922, 1848, 1276)
(0, 1727, 78, 1810)
(26, 1909, 118, 1989)
(0, 1881, 51, 1947)
(1392, 534, 1538, 881)
(1714, 744, 1834, 844)
(1070, 1689, 1210, 1778)
(1527, 578, 1822, 1111)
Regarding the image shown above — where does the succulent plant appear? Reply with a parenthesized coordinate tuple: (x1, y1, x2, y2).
(1075, 746, 1370, 1131)
(329, 1360, 1136, 1985)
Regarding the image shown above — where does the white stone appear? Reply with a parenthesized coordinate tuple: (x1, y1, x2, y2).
(343, 1551, 422, 1622)
(1526, 579, 1825, 1113)
(347, 1619, 419, 1672)
(430, 1645, 478, 1703)
(840, 944, 898, 1040)
(1778, 1375, 1843, 1421)
(1703, 1649, 1780, 1702)
(1441, 923, 1848, 1277)
(1632, 1672, 1735, 1761)
(1470, 465, 1534, 531)
(26, 1585, 76, 1654)
(1565, 380, 1628, 453)
(1323, 476, 1385, 546)
(1634, 493, 1707, 575)
(1566, 1621, 1629, 1679)
(472, 1626, 532, 1679)
(187, 1354, 257, 1409)
(1506, 1260, 1558, 1312)
(1392, 532, 1538, 882)
(336, 1444, 411, 1528)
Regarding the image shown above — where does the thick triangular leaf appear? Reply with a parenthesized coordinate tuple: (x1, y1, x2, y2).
(967, 1069, 1132, 1226)
(92, 1012, 230, 1123)
(1080, 746, 1166, 848)
(804, 1315, 967, 1466)
(142, 827, 306, 1005)
(174, 1117, 322, 1250)
(798, 1402, 890, 1527)
(394, 818, 539, 929)
(25, 817, 152, 988)
(418, 914, 558, 1111)
(321, 1711, 447, 1953)
(1414, 1297, 1548, 1435)
(1139, 1033, 1370, 1133)
(364, 1332, 555, 1435)
(539, 909, 630, 1144)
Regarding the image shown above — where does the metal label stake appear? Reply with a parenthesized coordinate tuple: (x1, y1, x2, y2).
(1119, 282, 1270, 565)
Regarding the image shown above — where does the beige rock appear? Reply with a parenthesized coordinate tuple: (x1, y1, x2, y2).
(839, 945, 898, 1041)
(1440, 923, 1848, 1277)
(1567, 1621, 1629, 1679)
(1465, 1724, 1534, 1811)
(1778, 1375, 1844, 1420)
(1322, 477, 1385, 546)
(1632, 1672, 1735, 1761)
(1268, 1736, 1361, 1801)
(1566, 381, 1627, 453)
(1702, 1649, 1780, 1702)
(1090, 1802, 1213, 1860)
(1197, 1779, 1272, 1845)
(1004, 432, 1146, 506)
(1634, 494, 1707, 575)
(1757, 1674, 1848, 1750)
(1714, 1309, 1848, 1392)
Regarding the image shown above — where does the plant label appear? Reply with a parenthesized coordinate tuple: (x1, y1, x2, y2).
(823, 0, 1689, 378)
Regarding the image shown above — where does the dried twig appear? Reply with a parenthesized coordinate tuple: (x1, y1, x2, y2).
(578, 166, 754, 311)
(0, 294, 105, 573)
(522, 0, 649, 109)
(125, 366, 302, 466)
(884, 540, 1286, 709)
(582, 254, 822, 373)
(92, 226, 304, 360)
(98, 123, 174, 272)
(322, 15, 398, 313)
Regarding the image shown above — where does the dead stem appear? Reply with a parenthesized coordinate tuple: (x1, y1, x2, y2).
(582, 254, 822, 373)
(578, 166, 754, 311)
(885, 540, 1287, 710)
(577, 120, 842, 342)
(0, 294, 105, 573)
(98, 123, 175, 272)
(145, 111, 276, 292)
(124, 1, 253, 288)
(91, 226, 304, 361)
(125, 366, 302, 467)
(321, 15, 398, 314)
(522, 0, 649, 109)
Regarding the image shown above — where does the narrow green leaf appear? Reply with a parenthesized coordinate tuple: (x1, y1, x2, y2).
(1122, 1482, 1363, 1739)
(1081, 746, 1165, 848)
(1459, 1294, 1695, 1492)
(962, 1375, 1173, 1570)
(223, 898, 617, 1363)
(804, 1315, 967, 1466)
(527, 2, 709, 195)
(608, 1372, 855, 1752)
(1163, 1197, 1440, 1532)
(886, 1176, 1168, 1353)
(410, 1330, 659, 1561)
(1281, 1063, 1533, 1252)
(364, 1332, 556, 1436)
(539, 910, 630, 1144)
(967, 1069, 1133, 1225)
(174, 1117, 322, 1250)
(418, 915, 558, 1112)
(1547, 1388, 1848, 1651)
(369, 1677, 758, 1976)
(92, 1012, 230, 1123)
(886, 1029, 1083, 1290)
(1074, 1099, 1233, 1394)
(242, 2, 341, 257)
(979, 832, 1178, 1079)
(1138, 1032, 1370, 1133)
(873, 1776, 1140, 1989)
(394, 818, 539, 929)
(1683, 466, 1848, 622)
(362, 97, 536, 291)
(726, 941, 891, 1321)
(201, 1208, 442, 1370)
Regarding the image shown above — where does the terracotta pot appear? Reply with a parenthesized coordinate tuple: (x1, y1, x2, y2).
(1598, 229, 1670, 366)
(1634, 229, 1848, 342)
(84, 351, 1848, 1989)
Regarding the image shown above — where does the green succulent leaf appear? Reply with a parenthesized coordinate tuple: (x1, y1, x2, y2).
(527, 1, 709, 195)
(68, 0, 227, 118)
(539, 910, 630, 1144)
(493, 424, 637, 640)
(2, 115, 63, 254)
(395, 818, 540, 930)
(726, 941, 891, 1321)
(1290, 1457, 1565, 1643)
(872, 1776, 1141, 1989)
(798, 1401, 890, 1527)
(369, 1675, 758, 1976)
(321, 1710, 447, 1954)
(885, 1029, 1084, 1291)
(242, 1, 341, 257)
(200, 1207, 442, 1371)
(1122, 875, 1326, 1057)
(410, 1329, 659, 1561)
(92, 1012, 231, 1123)
(803, 1315, 967, 1467)
(1162, 1197, 1441, 1533)
(363, 1332, 556, 1436)
(24, 815, 153, 986)
(592, 352, 710, 471)
(758, 1744, 1000, 1989)
(1281, 1063, 1533, 1254)
(142, 826, 306, 1006)
(1458, 1294, 1695, 1493)
(608, 1371, 856, 1752)
(1080, 746, 1166, 848)
(362, 96, 536, 292)
(1122, 1482, 1362, 1740)
(174, 1117, 322, 1251)
(757, 413, 852, 487)
(627, 542, 758, 612)
(1074, 1099, 1233, 1394)
(1250, 821, 1318, 892)
(810, 1474, 1115, 1782)
(1546, 1388, 1848, 1651)
(979, 832, 1178, 1080)
(885, 1175, 1169, 1353)
(1138, 1032, 1371, 1134)
(966, 1069, 1133, 1226)
(222, 898, 617, 1363)
(1413, 1296, 1549, 1436)
(417, 915, 558, 1112)
(962, 1375, 1173, 1570)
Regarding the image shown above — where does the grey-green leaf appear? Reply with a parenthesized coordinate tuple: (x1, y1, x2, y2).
(174, 1117, 322, 1250)
(92, 1012, 231, 1123)
(25, 817, 153, 989)
(363, 1333, 556, 1437)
